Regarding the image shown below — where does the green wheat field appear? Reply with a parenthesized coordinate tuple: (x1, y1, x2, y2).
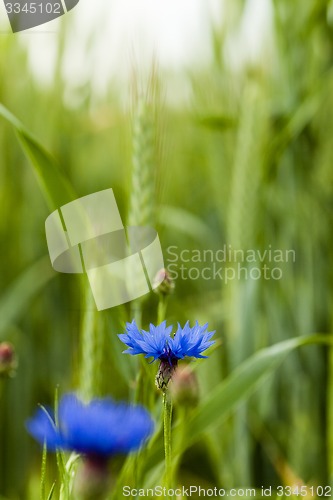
(0, 0, 333, 499)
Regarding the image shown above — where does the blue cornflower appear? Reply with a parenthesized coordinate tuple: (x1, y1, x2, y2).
(118, 320, 215, 390)
(26, 394, 154, 458)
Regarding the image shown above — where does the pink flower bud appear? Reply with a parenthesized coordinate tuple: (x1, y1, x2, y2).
(0, 342, 17, 377)
(169, 365, 199, 407)
(153, 268, 175, 296)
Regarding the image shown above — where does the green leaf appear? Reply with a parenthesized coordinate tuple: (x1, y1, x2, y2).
(158, 205, 215, 242)
(184, 335, 331, 448)
(0, 256, 55, 339)
(0, 103, 76, 210)
(144, 335, 333, 470)
(46, 483, 56, 500)
(196, 114, 236, 130)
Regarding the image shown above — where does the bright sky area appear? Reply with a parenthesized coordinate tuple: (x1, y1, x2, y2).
(0, 0, 272, 101)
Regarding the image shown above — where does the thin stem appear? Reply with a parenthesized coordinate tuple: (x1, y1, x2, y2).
(328, 343, 333, 488)
(157, 296, 167, 324)
(59, 485, 67, 500)
(79, 281, 102, 400)
(130, 298, 142, 328)
(163, 391, 173, 489)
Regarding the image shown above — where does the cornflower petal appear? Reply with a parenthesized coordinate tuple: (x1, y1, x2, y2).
(119, 319, 215, 362)
(27, 394, 154, 458)
(26, 407, 61, 451)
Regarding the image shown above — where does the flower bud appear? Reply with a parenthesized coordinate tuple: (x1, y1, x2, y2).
(169, 365, 199, 407)
(0, 342, 17, 377)
(153, 268, 175, 296)
(155, 358, 178, 392)
(74, 456, 110, 500)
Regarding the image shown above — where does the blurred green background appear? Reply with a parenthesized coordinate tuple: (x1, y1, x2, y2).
(0, 0, 333, 498)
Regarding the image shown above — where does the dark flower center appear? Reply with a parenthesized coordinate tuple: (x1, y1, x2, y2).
(159, 345, 178, 364)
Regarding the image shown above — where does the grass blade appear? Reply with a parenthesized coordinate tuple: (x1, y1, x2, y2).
(0, 256, 55, 339)
(144, 334, 333, 470)
(46, 483, 56, 500)
(185, 335, 331, 446)
(0, 103, 76, 210)
(40, 443, 47, 500)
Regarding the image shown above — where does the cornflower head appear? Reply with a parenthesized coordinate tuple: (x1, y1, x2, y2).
(26, 394, 154, 498)
(118, 320, 215, 391)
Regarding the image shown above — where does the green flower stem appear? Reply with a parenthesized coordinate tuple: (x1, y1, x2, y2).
(130, 298, 143, 330)
(159, 294, 173, 489)
(59, 485, 67, 500)
(59, 453, 79, 500)
(328, 342, 333, 488)
(79, 282, 102, 400)
(157, 296, 167, 325)
(163, 391, 173, 490)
